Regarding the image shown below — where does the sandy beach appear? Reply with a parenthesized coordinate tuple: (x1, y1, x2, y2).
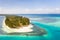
(2, 17, 33, 33)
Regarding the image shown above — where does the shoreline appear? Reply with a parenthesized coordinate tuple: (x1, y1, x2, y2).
(2, 17, 33, 33)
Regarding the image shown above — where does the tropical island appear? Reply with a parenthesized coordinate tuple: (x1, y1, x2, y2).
(2, 15, 47, 36)
(5, 16, 30, 28)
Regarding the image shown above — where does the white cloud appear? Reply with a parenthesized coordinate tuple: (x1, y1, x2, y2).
(0, 7, 60, 14)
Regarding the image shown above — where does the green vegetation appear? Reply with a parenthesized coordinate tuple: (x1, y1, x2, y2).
(5, 16, 30, 28)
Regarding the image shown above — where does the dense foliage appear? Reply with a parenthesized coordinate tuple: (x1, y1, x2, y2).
(5, 16, 30, 28)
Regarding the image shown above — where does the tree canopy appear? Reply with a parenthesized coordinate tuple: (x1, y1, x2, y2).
(5, 16, 30, 28)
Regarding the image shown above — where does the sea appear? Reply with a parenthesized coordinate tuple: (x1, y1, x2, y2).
(0, 14, 60, 40)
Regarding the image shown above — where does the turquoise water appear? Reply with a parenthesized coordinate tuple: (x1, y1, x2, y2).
(0, 21, 60, 40)
(0, 15, 60, 40)
(31, 21, 60, 40)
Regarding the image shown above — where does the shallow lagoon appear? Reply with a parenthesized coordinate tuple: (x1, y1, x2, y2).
(0, 15, 60, 40)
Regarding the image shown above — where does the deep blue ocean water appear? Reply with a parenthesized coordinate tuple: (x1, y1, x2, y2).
(0, 14, 60, 40)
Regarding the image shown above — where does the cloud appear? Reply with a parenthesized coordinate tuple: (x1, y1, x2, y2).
(0, 7, 60, 14)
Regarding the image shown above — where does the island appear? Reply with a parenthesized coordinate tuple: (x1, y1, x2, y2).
(1, 15, 47, 36)
(5, 16, 30, 28)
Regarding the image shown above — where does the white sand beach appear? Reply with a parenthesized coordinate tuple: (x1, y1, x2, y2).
(2, 17, 33, 33)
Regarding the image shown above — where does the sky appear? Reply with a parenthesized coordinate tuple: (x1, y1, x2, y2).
(0, 0, 60, 14)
